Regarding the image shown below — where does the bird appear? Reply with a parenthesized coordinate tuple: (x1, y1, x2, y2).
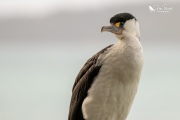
(68, 12, 144, 120)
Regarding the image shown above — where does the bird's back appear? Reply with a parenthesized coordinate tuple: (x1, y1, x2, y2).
(68, 45, 113, 120)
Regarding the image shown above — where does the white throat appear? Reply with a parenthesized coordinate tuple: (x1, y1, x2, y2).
(115, 19, 140, 40)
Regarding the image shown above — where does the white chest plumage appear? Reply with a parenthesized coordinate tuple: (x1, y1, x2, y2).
(82, 38, 144, 120)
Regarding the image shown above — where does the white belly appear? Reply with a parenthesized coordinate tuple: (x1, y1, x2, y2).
(82, 40, 143, 120)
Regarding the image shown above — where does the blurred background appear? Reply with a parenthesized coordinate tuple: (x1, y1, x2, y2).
(0, 0, 180, 120)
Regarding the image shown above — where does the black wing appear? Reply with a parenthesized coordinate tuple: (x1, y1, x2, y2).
(68, 45, 113, 120)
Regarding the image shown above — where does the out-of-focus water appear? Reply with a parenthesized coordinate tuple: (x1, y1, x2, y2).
(0, 41, 180, 120)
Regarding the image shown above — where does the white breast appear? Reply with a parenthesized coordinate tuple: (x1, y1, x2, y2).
(82, 38, 144, 120)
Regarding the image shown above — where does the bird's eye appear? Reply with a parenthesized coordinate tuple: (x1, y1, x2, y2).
(120, 22, 124, 27)
(115, 22, 124, 28)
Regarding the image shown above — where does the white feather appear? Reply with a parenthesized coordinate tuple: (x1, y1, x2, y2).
(116, 18, 140, 40)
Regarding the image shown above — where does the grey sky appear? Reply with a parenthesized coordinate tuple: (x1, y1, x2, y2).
(0, 0, 178, 17)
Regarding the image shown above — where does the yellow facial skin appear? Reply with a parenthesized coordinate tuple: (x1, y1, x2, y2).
(115, 22, 120, 27)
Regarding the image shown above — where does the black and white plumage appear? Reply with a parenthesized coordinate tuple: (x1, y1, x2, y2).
(68, 13, 144, 120)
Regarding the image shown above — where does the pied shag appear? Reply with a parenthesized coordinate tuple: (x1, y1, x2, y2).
(68, 12, 144, 120)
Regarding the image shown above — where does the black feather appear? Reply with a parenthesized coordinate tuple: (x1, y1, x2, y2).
(110, 13, 136, 24)
(68, 45, 113, 120)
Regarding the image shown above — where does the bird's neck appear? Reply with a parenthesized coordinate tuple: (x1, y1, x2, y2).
(115, 33, 139, 41)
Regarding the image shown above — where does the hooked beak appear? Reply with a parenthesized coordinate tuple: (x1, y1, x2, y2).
(101, 24, 123, 35)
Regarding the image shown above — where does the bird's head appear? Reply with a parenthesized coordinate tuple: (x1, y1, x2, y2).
(101, 13, 140, 40)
